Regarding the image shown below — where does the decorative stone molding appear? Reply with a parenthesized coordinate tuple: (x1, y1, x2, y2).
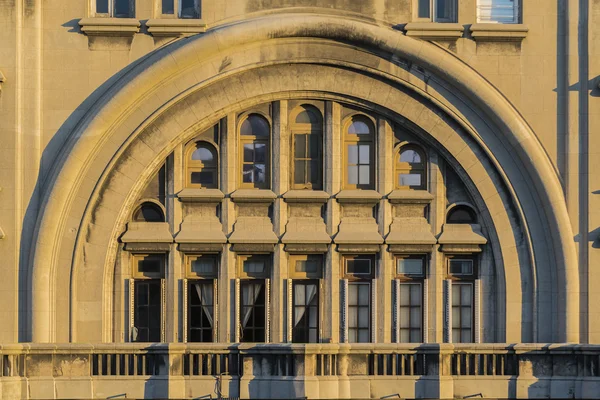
(335, 189, 381, 204)
(121, 222, 173, 251)
(283, 190, 329, 203)
(334, 190, 383, 246)
(404, 22, 464, 41)
(229, 189, 278, 247)
(387, 189, 434, 205)
(78, 18, 140, 37)
(146, 19, 207, 37)
(175, 188, 225, 246)
(387, 190, 435, 250)
(438, 223, 487, 253)
(282, 190, 330, 247)
(231, 189, 277, 203)
(469, 23, 528, 42)
(177, 188, 224, 203)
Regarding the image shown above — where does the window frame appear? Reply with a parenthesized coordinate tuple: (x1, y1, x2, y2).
(291, 279, 320, 344)
(239, 278, 268, 343)
(185, 141, 219, 189)
(132, 279, 163, 342)
(476, 0, 521, 24)
(290, 105, 323, 190)
(346, 281, 372, 343)
(451, 281, 474, 343)
(343, 255, 375, 280)
(395, 255, 426, 343)
(238, 113, 271, 189)
(132, 200, 166, 223)
(187, 278, 216, 343)
(395, 144, 427, 190)
(446, 204, 478, 224)
(237, 254, 271, 279)
(413, 0, 458, 23)
(156, 0, 201, 19)
(446, 255, 477, 280)
(343, 115, 376, 190)
(92, 0, 135, 18)
(398, 281, 423, 343)
(132, 253, 166, 279)
(289, 254, 323, 279)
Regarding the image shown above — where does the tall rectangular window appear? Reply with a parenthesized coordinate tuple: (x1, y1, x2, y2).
(292, 281, 319, 343)
(343, 255, 375, 343)
(399, 283, 422, 342)
(240, 280, 266, 342)
(134, 280, 162, 342)
(293, 133, 322, 189)
(477, 0, 520, 23)
(189, 280, 214, 342)
(452, 283, 473, 343)
(94, 0, 134, 17)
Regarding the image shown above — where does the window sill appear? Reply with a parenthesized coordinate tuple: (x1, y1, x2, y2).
(469, 23, 528, 42)
(177, 188, 224, 203)
(388, 189, 433, 204)
(283, 190, 329, 204)
(404, 22, 464, 41)
(79, 18, 140, 37)
(145, 19, 207, 37)
(335, 190, 381, 204)
(230, 189, 277, 203)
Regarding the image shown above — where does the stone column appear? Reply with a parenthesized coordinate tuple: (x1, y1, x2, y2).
(169, 149, 183, 342)
(429, 152, 445, 343)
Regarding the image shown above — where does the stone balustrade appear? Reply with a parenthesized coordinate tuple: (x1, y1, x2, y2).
(1, 343, 599, 399)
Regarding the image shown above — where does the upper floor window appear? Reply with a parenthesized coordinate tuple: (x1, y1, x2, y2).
(395, 145, 427, 190)
(291, 105, 323, 190)
(344, 115, 375, 190)
(395, 255, 425, 343)
(446, 205, 477, 224)
(342, 255, 375, 343)
(95, 0, 135, 17)
(240, 114, 270, 189)
(186, 141, 218, 189)
(133, 202, 165, 222)
(477, 0, 520, 24)
(160, 0, 201, 18)
(415, 0, 457, 23)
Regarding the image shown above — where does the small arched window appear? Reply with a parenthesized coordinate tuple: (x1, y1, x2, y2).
(446, 205, 477, 224)
(186, 142, 218, 188)
(291, 105, 323, 190)
(344, 115, 375, 190)
(395, 145, 427, 190)
(240, 113, 270, 189)
(133, 202, 165, 223)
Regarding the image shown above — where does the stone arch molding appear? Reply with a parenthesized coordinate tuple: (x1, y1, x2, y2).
(29, 12, 578, 343)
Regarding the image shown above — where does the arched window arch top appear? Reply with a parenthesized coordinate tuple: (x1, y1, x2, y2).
(395, 144, 427, 190)
(133, 201, 165, 223)
(446, 205, 478, 224)
(293, 105, 322, 126)
(186, 141, 218, 188)
(347, 115, 374, 136)
(240, 113, 270, 137)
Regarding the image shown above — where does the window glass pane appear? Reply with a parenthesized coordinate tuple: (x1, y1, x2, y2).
(461, 308, 472, 328)
(114, 0, 131, 17)
(400, 286, 410, 305)
(191, 146, 214, 163)
(358, 330, 369, 343)
(447, 206, 477, 223)
(295, 108, 320, 124)
(358, 165, 370, 185)
(436, 0, 456, 20)
(346, 259, 371, 275)
(348, 284, 358, 306)
(138, 256, 162, 275)
(191, 257, 216, 275)
(478, 0, 517, 23)
(400, 330, 410, 343)
(348, 145, 358, 164)
(358, 308, 369, 327)
(162, 0, 174, 14)
(410, 308, 421, 328)
(295, 135, 307, 158)
(397, 258, 423, 275)
(452, 285, 460, 303)
(348, 120, 371, 135)
(452, 330, 460, 343)
(410, 285, 422, 305)
(410, 329, 421, 343)
(244, 260, 265, 274)
(400, 308, 410, 324)
(191, 171, 214, 185)
(358, 144, 370, 164)
(309, 134, 320, 158)
(180, 0, 200, 18)
(347, 166, 358, 185)
(400, 149, 422, 163)
(296, 259, 319, 273)
(399, 173, 422, 187)
(243, 144, 254, 162)
(452, 307, 460, 328)
(254, 143, 266, 163)
(254, 164, 266, 183)
(96, 0, 109, 13)
(358, 284, 369, 305)
(310, 160, 320, 185)
(242, 164, 254, 183)
(461, 285, 472, 305)
(134, 203, 164, 222)
(461, 330, 471, 343)
(348, 307, 358, 326)
(241, 114, 269, 136)
(294, 160, 306, 184)
(449, 260, 473, 275)
(418, 0, 431, 18)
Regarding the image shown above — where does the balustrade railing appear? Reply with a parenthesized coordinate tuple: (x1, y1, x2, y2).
(1, 343, 599, 379)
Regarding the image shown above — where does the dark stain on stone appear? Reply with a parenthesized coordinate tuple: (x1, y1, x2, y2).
(219, 56, 233, 73)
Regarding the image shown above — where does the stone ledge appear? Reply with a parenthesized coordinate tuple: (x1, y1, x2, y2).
(79, 18, 140, 37)
(335, 190, 381, 204)
(469, 23, 528, 42)
(230, 189, 277, 203)
(146, 19, 207, 37)
(388, 189, 434, 204)
(177, 188, 224, 203)
(404, 22, 464, 41)
(283, 190, 330, 203)
(121, 222, 173, 244)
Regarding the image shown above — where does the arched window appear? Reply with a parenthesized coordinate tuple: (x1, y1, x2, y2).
(186, 141, 218, 188)
(240, 113, 270, 189)
(291, 105, 323, 190)
(395, 145, 427, 190)
(133, 202, 165, 222)
(446, 205, 477, 224)
(344, 115, 375, 190)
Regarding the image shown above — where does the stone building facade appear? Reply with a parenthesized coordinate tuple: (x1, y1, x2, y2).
(0, 0, 599, 399)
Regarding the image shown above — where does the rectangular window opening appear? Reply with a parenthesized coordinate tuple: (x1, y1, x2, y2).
(292, 280, 319, 343)
(188, 280, 215, 342)
(240, 280, 266, 343)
